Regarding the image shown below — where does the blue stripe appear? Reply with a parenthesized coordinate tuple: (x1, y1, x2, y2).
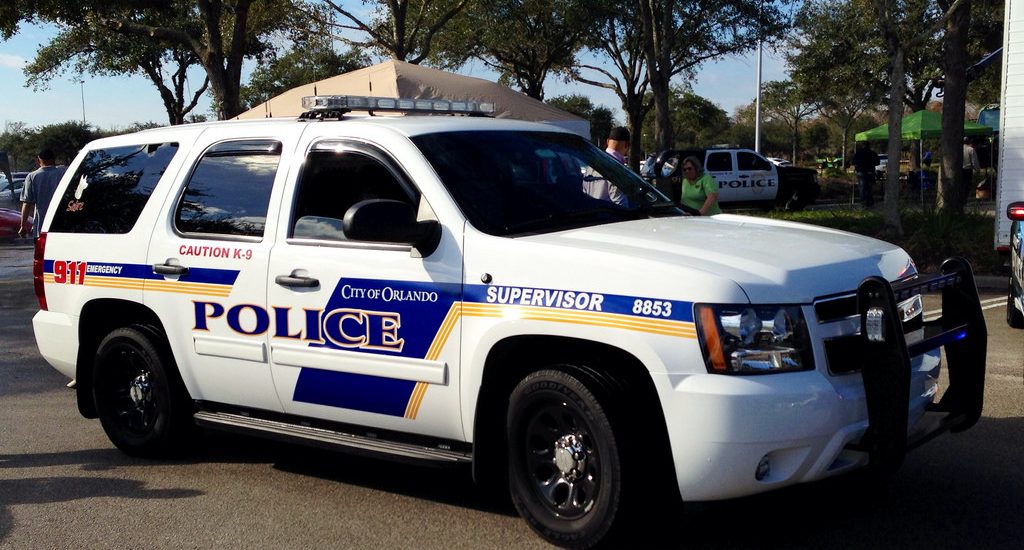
(293, 368, 415, 417)
(43, 260, 239, 286)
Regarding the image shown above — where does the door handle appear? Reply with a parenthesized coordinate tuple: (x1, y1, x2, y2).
(276, 274, 320, 288)
(153, 261, 189, 276)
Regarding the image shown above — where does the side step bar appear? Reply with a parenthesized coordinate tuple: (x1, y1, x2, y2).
(194, 411, 472, 465)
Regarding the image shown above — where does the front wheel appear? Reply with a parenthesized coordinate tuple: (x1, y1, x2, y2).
(93, 326, 193, 457)
(507, 369, 621, 549)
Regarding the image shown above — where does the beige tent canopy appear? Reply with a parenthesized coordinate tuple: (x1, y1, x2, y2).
(236, 60, 590, 139)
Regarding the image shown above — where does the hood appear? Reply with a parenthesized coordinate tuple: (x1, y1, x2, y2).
(525, 214, 913, 304)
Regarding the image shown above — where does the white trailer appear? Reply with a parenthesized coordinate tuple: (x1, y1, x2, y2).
(996, 0, 1024, 251)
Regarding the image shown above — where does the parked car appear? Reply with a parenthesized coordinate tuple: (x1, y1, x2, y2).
(0, 208, 27, 238)
(644, 147, 819, 210)
(1, 171, 29, 200)
(1007, 201, 1024, 328)
(766, 157, 792, 167)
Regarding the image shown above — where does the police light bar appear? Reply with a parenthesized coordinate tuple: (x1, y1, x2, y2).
(300, 95, 495, 115)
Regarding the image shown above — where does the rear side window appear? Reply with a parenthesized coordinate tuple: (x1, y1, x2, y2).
(175, 140, 281, 238)
(49, 142, 179, 234)
(737, 151, 772, 171)
(705, 152, 732, 172)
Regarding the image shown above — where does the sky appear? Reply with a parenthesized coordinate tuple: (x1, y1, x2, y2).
(0, 18, 790, 131)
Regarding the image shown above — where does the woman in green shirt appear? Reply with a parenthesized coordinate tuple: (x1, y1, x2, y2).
(680, 156, 721, 215)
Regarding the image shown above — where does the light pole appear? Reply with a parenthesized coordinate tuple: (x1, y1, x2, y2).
(80, 80, 86, 125)
(755, 42, 763, 154)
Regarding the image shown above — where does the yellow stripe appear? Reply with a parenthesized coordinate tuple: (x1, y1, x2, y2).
(425, 303, 462, 361)
(404, 382, 429, 419)
(44, 275, 232, 297)
(460, 303, 696, 338)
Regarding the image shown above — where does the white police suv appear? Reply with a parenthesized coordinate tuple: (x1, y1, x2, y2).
(31, 95, 987, 548)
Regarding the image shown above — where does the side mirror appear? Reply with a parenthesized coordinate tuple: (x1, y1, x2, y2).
(343, 199, 441, 255)
(1008, 202, 1024, 221)
(653, 150, 682, 179)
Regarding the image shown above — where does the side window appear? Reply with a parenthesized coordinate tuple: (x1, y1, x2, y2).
(290, 149, 416, 241)
(175, 140, 281, 238)
(705, 152, 732, 172)
(49, 143, 179, 234)
(737, 151, 772, 171)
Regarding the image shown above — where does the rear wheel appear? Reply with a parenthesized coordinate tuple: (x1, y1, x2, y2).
(507, 369, 621, 549)
(1007, 278, 1024, 329)
(93, 326, 193, 457)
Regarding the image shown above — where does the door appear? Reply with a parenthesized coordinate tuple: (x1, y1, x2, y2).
(735, 150, 779, 203)
(266, 140, 465, 439)
(145, 127, 302, 412)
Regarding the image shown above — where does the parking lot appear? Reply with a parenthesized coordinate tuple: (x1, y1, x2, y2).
(1, 239, 1022, 548)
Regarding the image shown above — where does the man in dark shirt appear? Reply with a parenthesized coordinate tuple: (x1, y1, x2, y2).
(852, 142, 880, 207)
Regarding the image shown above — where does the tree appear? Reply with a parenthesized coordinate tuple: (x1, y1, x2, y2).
(0, 121, 100, 169)
(788, 0, 886, 168)
(638, 87, 730, 151)
(573, 7, 651, 168)
(240, 45, 369, 110)
(3, 1, 300, 120)
(871, 0, 965, 235)
(729, 101, 788, 153)
(546, 94, 617, 145)
(636, 0, 789, 151)
(316, 0, 471, 63)
(936, 0, 971, 214)
(22, 11, 209, 125)
(447, 0, 602, 100)
(761, 80, 818, 163)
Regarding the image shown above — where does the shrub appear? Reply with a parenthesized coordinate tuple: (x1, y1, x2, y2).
(758, 208, 1000, 274)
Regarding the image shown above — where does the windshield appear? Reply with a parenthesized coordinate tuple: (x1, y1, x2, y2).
(412, 130, 684, 236)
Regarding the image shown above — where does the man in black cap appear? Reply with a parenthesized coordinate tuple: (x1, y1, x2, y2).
(605, 126, 631, 165)
(19, 148, 66, 240)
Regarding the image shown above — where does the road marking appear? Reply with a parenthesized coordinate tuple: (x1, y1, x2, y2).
(922, 298, 1005, 322)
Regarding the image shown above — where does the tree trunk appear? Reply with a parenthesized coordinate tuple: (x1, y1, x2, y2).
(625, 94, 646, 171)
(883, 43, 905, 237)
(791, 123, 799, 165)
(638, 0, 674, 150)
(937, 0, 971, 214)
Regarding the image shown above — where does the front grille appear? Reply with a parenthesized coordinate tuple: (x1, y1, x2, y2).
(814, 293, 857, 323)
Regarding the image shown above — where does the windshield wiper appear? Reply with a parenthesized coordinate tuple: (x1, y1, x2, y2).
(633, 200, 692, 217)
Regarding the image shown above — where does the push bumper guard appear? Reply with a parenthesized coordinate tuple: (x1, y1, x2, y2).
(845, 257, 986, 474)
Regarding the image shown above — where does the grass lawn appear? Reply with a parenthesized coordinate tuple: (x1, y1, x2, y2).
(752, 207, 1002, 275)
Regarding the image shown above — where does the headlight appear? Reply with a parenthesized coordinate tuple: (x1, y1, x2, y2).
(695, 304, 814, 374)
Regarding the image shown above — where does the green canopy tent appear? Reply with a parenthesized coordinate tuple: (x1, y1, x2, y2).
(854, 109, 994, 141)
(854, 110, 994, 203)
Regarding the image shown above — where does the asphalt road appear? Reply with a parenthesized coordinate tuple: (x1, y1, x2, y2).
(1, 244, 1022, 549)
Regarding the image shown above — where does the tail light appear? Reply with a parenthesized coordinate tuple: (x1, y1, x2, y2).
(33, 232, 47, 310)
(1008, 202, 1024, 221)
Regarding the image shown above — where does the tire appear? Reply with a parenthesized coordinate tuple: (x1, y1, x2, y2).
(93, 326, 193, 457)
(1007, 278, 1024, 329)
(507, 369, 621, 549)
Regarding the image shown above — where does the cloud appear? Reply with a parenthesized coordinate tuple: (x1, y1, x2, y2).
(0, 53, 28, 69)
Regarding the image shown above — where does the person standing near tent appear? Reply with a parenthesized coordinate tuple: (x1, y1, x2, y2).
(963, 137, 980, 193)
(852, 142, 879, 208)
